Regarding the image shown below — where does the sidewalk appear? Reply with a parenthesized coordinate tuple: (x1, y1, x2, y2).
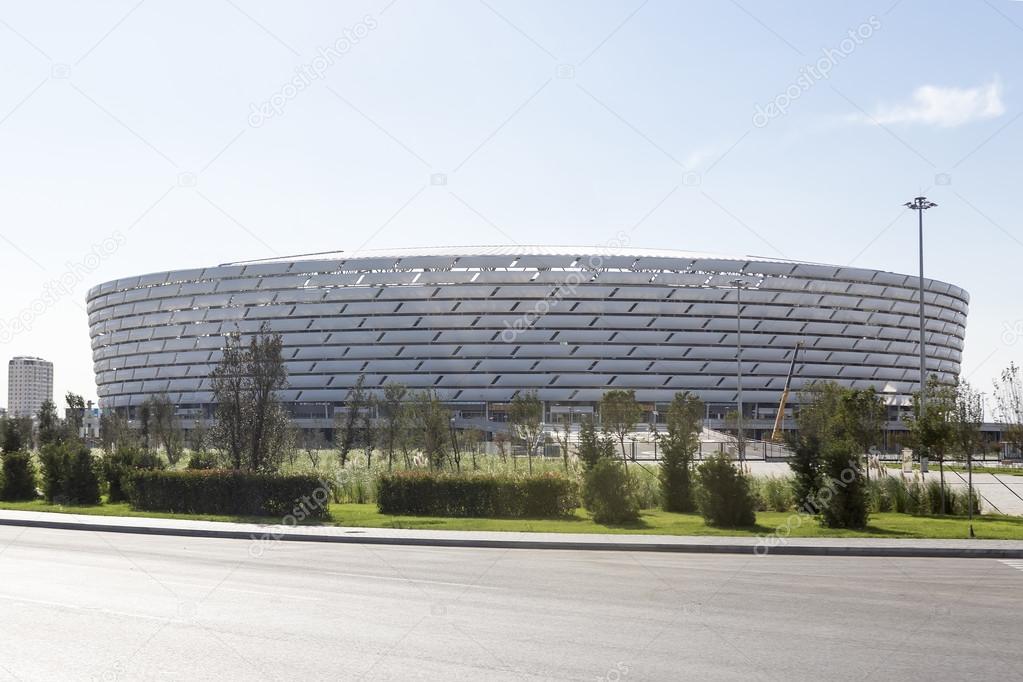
(1, 509, 1021, 558)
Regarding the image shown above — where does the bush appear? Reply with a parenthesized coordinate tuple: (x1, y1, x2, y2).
(758, 477, 793, 512)
(376, 471, 578, 518)
(0, 451, 37, 501)
(186, 451, 219, 470)
(583, 459, 641, 524)
(695, 455, 756, 527)
(817, 441, 868, 530)
(38, 442, 101, 505)
(127, 470, 331, 519)
(103, 446, 164, 503)
(659, 448, 695, 513)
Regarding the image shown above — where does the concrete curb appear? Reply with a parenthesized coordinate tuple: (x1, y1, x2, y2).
(2, 515, 1022, 558)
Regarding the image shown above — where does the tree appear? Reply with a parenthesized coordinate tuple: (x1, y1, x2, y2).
(908, 376, 956, 513)
(378, 382, 407, 470)
(493, 431, 511, 463)
(584, 459, 640, 524)
(360, 394, 376, 468)
(301, 428, 326, 468)
(552, 412, 573, 471)
(37, 399, 62, 446)
(334, 374, 367, 468)
(659, 392, 703, 513)
(600, 389, 642, 465)
(817, 439, 868, 529)
(993, 362, 1023, 457)
(100, 412, 136, 453)
(145, 395, 184, 465)
(65, 392, 86, 436)
(1, 417, 25, 454)
(576, 415, 615, 472)
(952, 379, 984, 533)
(0, 451, 36, 501)
(509, 391, 543, 474)
(695, 454, 756, 527)
(210, 326, 289, 471)
(411, 390, 450, 469)
(790, 382, 875, 526)
(461, 428, 483, 470)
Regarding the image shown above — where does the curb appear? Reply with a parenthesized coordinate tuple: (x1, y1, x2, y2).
(2, 516, 1022, 558)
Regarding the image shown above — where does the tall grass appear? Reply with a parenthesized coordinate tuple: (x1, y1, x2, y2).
(866, 474, 980, 516)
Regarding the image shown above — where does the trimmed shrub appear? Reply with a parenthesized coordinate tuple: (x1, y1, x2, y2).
(376, 471, 578, 518)
(584, 459, 641, 524)
(0, 451, 37, 501)
(696, 455, 756, 527)
(127, 470, 331, 519)
(38, 442, 101, 505)
(103, 446, 164, 503)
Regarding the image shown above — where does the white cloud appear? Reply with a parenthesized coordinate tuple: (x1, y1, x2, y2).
(863, 79, 1005, 127)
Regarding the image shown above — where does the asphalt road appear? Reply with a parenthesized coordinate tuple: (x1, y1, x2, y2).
(1, 526, 1021, 681)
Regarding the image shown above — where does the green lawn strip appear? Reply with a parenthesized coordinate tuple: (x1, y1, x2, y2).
(2, 500, 1021, 540)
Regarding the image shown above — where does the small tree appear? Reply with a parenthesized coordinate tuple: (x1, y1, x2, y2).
(908, 376, 956, 513)
(412, 390, 450, 469)
(695, 454, 756, 527)
(659, 392, 702, 513)
(210, 326, 289, 471)
(37, 399, 62, 447)
(817, 439, 868, 529)
(1, 417, 25, 453)
(584, 459, 640, 524)
(493, 431, 511, 463)
(552, 412, 573, 470)
(378, 382, 407, 470)
(993, 362, 1023, 457)
(600, 389, 642, 465)
(0, 451, 36, 500)
(146, 395, 184, 465)
(65, 392, 86, 436)
(576, 415, 615, 471)
(509, 391, 543, 474)
(335, 375, 367, 468)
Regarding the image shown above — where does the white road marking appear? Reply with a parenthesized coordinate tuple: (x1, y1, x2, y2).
(998, 560, 1023, 572)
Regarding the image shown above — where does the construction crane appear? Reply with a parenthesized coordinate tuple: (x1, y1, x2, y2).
(770, 343, 802, 443)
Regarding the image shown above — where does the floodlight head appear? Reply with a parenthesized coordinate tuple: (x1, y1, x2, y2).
(905, 196, 937, 211)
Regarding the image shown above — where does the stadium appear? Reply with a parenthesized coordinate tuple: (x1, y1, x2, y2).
(86, 246, 968, 436)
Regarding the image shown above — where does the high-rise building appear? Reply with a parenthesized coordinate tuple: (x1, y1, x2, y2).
(7, 356, 54, 418)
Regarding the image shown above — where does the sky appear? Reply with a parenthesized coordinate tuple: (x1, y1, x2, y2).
(1, 0, 1021, 412)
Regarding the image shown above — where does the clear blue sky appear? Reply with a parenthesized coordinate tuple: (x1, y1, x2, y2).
(1, 0, 1021, 410)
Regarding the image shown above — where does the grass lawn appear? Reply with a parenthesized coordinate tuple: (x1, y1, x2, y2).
(2, 499, 1021, 540)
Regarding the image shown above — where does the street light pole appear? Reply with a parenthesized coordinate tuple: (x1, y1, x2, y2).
(904, 196, 936, 413)
(729, 278, 747, 461)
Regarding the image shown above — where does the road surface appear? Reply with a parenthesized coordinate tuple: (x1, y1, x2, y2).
(1, 525, 1021, 681)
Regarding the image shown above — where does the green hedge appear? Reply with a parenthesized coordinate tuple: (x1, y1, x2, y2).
(376, 471, 578, 518)
(127, 470, 330, 519)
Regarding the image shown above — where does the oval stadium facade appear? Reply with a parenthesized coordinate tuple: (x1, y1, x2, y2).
(86, 247, 968, 430)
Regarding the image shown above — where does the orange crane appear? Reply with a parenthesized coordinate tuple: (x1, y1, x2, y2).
(770, 343, 802, 443)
